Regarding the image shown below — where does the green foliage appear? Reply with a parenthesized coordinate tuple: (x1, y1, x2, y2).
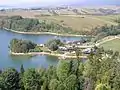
(22, 68, 41, 90)
(57, 60, 70, 81)
(114, 18, 120, 23)
(0, 16, 75, 34)
(46, 66, 57, 81)
(49, 79, 60, 90)
(64, 74, 77, 90)
(20, 64, 25, 74)
(0, 68, 20, 90)
(94, 24, 120, 41)
(75, 49, 82, 60)
(8, 15, 23, 20)
(95, 84, 111, 90)
(56, 83, 65, 90)
(41, 78, 49, 90)
(84, 48, 120, 90)
(20, 64, 25, 90)
(29, 46, 43, 52)
(1, 47, 120, 90)
(46, 39, 63, 51)
(10, 38, 37, 53)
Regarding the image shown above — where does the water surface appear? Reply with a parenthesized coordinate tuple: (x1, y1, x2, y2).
(0, 29, 82, 69)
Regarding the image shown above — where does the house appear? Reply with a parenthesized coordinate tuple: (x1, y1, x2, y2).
(82, 48, 96, 54)
(66, 40, 87, 46)
(39, 44, 44, 47)
(82, 48, 92, 54)
(58, 46, 67, 51)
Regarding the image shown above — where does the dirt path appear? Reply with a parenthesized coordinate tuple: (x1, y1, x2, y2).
(10, 52, 87, 59)
(3, 27, 87, 37)
(88, 16, 118, 26)
(95, 36, 120, 46)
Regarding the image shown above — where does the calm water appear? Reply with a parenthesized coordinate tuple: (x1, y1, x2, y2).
(0, 29, 82, 69)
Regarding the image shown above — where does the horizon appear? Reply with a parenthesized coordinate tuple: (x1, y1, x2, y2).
(0, 0, 119, 8)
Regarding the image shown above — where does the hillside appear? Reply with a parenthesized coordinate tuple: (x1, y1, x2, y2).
(100, 38, 120, 52)
(38, 15, 118, 32)
(0, 6, 119, 35)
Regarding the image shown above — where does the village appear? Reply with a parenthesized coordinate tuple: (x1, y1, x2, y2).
(37, 35, 120, 59)
(37, 38, 97, 59)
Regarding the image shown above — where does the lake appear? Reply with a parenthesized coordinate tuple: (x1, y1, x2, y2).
(0, 29, 83, 69)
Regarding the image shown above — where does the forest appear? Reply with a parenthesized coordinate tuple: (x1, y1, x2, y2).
(0, 48, 120, 90)
(93, 24, 120, 42)
(1, 16, 120, 37)
(10, 38, 64, 53)
(10, 38, 37, 53)
(0, 16, 78, 34)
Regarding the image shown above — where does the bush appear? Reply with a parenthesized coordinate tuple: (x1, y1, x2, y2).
(46, 39, 64, 51)
(10, 38, 37, 53)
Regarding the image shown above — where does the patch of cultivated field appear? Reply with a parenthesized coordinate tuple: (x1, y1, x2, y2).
(0, 10, 118, 32)
(95, 15, 120, 25)
(55, 9, 76, 15)
(38, 15, 117, 31)
(81, 8, 102, 14)
(99, 38, 120, 52)
(0, 10, 52, 18)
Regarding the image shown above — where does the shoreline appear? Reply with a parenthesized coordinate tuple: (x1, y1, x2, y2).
(10, 51, 87, 59)
(3, 27, 88, 37)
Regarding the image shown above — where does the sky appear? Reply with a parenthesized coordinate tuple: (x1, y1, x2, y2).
(0, 0, 119, 7)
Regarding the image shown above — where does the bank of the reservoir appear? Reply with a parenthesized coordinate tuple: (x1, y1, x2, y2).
(0, 29, 83, 69)
(10, 51, 87, 59)
(3, 27, 87, 37)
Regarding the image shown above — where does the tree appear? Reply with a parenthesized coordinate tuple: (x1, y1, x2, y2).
(95, 84, 111, 90)
(77, 63, 85, 90)
(0, 15, 75, 35)
(46, 66, 57, 82)
(49, 42, 58, 51)
(10, 38, 36, 53)
(57, 60, 70, 81)
(23, 68, 41, 90)
(64, 74, 77, 90)
(57, 83, 65, 90)
(20, 64, 25, 90)
(9, 15, 23, 20)
(49, 79, 59, 90)
(46, 39, 63, 51)
(83, 52, 102, 90)
(20, 64, 25, 74)
(0, 68, 20, 90)
(41, 78, 49, 90)
(75, 49, 81, 59)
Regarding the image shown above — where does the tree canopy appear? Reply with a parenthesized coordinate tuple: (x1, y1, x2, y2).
(46, 39, 64, 51)
(0, 47, 120, 90)
(10, 38, 37, 53)
(0, 16, 78, 34)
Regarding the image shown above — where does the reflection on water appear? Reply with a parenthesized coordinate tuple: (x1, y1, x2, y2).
(45, 55, 59, 66)
(10, 55, 35, 61)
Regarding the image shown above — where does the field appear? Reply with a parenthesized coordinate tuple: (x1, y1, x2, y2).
(99, 38, 120, 52)
(95, 15, 120, 24)
(0, 10, 119, 32)
(38, 15, 118, 31)
(0, 10, 52, 18)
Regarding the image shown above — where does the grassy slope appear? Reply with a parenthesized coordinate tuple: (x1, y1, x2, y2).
(99, 38, 120, 52)
(95, 15, 120, 25)
(0, 10, 119, 32)
(38, 15, 118, 32)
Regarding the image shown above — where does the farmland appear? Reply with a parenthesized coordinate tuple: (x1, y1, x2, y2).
(0, 7, 119, 33)
(38, 15, 118, 31)
(99, 38, 120, 52)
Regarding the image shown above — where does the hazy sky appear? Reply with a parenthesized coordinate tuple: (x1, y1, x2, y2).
(0, 0, 119, 6)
